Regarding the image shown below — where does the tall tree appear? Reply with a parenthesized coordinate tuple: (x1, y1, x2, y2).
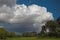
(40, 26, 46, 36)
(56, 17, 60, 28)
(56, 17, 60, 37)
(46, 21, 57, 37)
(0, 28, 8, 39)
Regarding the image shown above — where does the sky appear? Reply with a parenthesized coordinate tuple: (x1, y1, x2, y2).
(17, 0, 60, 20)
(0, 0, 59, 33)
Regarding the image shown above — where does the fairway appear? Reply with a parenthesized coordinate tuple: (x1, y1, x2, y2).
(6, 37, 60, 40)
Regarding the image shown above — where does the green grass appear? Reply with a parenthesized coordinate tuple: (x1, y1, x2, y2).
(6, 37, 60, 40)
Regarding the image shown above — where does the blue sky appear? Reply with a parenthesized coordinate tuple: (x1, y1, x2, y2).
(17, 0, 60, 20)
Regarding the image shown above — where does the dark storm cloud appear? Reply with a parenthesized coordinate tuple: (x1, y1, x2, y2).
(0, 0, 16, 7)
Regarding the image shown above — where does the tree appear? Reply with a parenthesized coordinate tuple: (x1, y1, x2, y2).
(0, 28, 8, 39)
(22, 31, 37, 37)
(39, 26, 46, 37)
(8, 32, 16, 37)
(46, 21, 57, 37)
(30, 31, 37, 37)
(56, 17, 60, 28)
(56, 17, 60, 37)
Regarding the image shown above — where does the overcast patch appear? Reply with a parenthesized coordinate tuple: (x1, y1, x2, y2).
(0, 0, 16, 7)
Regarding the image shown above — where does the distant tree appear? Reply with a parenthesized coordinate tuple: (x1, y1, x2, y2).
(22, 32, 30, 37)
(22, 31, 37, 37)
(0, 28, 8, 39)
(30, 31, 37, 37)
(8, 32, 16, 37)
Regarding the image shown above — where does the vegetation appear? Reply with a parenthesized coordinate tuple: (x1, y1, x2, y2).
(22, 31, 37, 37)
(7, 37, 60, 40)
(0, 28, 17, 40)
(0, 28, 8, 39)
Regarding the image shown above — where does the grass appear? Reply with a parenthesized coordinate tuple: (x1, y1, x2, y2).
(6, 37, 60, 40)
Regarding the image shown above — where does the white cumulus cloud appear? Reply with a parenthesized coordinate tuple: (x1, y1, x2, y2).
(0, 0, 54, 32)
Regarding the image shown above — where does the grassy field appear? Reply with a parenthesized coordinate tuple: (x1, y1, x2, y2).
(6, 37, 60, 40)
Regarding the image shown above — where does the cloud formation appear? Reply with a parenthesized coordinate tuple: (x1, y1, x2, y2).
(0, 0, 54, 32)
(0, 0, 16, 7)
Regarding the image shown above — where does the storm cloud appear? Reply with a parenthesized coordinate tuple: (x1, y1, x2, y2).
(0, 0, 54, 32)
(0, 0, 16, 7)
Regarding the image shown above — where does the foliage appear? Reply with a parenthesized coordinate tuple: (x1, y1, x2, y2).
(7, 32, 16, 37)
(56, 17, 60, 28)
(39, 21, 58, 37)
(0, 28, 8, 39)
(22, 31, 37, 37)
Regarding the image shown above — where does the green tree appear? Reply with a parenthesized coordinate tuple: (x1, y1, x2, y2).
(22, 32, 30, 37)
(30, 31, 37, 37)
(0, 28, 8, 39)
(8, 32, 16, 37)
(22, 31, 37, 37)
(56, 17, 60, 37)
(40, 26, 46, 37)
(46, 21, 57, 37)
(56, 17, 60, 28)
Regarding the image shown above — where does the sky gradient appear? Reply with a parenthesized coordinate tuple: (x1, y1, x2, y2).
(17, 0, 60, 20)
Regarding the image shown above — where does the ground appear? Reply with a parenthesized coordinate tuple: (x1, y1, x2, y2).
(6, 37, 60, 40)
